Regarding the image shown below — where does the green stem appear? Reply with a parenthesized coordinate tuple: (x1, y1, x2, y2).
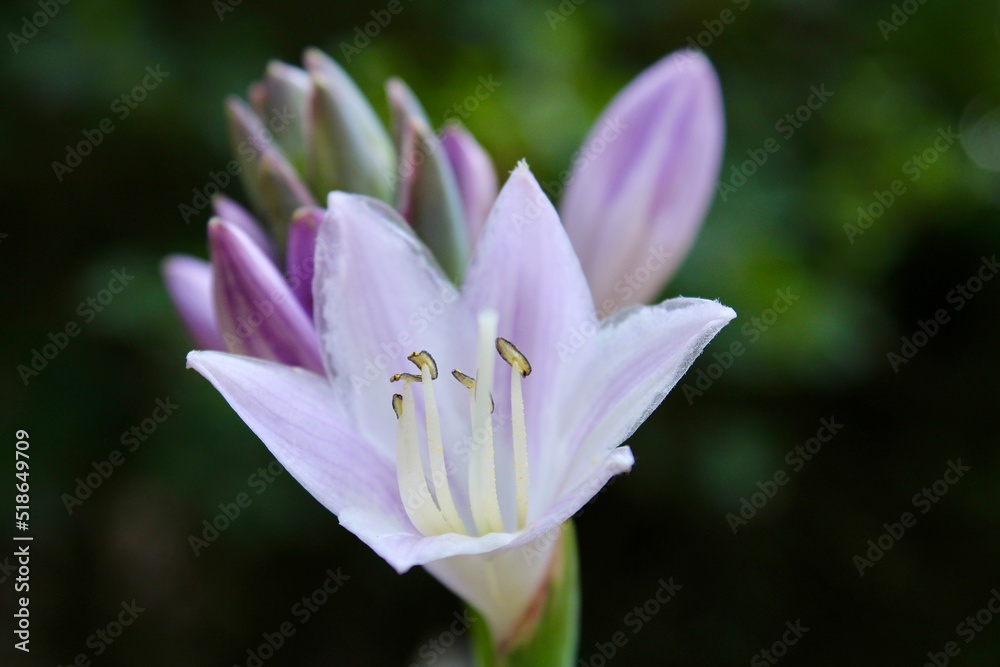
(471, 521, 580, 667)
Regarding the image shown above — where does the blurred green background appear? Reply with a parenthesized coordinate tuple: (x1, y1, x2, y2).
(3, 0, 999, 665)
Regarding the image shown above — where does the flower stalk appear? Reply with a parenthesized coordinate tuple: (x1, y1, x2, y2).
(471, 522, 580, 667)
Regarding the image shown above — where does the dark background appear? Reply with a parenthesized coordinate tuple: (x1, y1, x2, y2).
(3, 0, 999, 665)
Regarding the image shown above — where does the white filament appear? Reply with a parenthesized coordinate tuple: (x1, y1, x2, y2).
(420, 362, 465, 532)
(470, 310, 505, 535)
(396, 382, 452, 535)
(510, 364, 529, 529)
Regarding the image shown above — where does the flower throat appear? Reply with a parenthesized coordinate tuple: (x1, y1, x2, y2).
(391, 310, 531, 538)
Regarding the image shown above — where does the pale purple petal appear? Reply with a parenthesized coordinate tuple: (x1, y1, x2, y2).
(161, 255, 225, 351)
(440, 124, 498, 247)
(313, 193, 462, 455)
(461, 162, 596, 512)
(187, 329, 639, 629)
(561, 50, 725, 309)
(424, 537, 555, 644)
(285, 206, 322, 314)
(346, 446, 634, 575)
(212, 195, 275, 259)
(209, 219, 324, 373)
(186, 351, 408, 537)
(424, 445, 632, 641)
(551, 297, 735, 508)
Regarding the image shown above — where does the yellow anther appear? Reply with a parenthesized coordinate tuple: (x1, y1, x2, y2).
(392, 393, 403, 419)
(390, 372, 422, 383)
(451, 369, 494, 413)
(496, 337, 531, 377)
(452, 369, 475, 389)
(408, 351, 438, 379)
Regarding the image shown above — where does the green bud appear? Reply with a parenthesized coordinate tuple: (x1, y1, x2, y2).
(304, 48, 395, 202)
(389, 78, 468, 284)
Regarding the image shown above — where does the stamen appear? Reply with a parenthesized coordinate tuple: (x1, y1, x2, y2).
(408, 351, 438, 379)
(497, 338, 531, 529)
(392, 393, 403, 419)
(496, 337, 532, 377)
(418, 357, 465, 532)
(391, 372, 422, 383)
(451, 370, 494, 413)
(395, 381, 452, 535)
(470, 310, 505, 535)
(452, 369, 475, 390)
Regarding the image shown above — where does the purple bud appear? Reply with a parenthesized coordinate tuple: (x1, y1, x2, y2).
(208, 219, 324, 373)
(161, 255, 225, 351)
(561, 50, 725, 309)
(212, 195, 275, 260)
(440, 124, 498, 248)
(285, 206, 323, 314)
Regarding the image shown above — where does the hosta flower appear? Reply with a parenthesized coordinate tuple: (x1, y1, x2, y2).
(187, 164, 735, 643)
(163, 48, 497, 358)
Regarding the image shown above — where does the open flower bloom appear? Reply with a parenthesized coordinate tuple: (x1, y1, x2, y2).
(187, 164, 735, 642)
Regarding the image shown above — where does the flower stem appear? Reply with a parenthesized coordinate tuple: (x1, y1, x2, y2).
(470, 521, 580, 667)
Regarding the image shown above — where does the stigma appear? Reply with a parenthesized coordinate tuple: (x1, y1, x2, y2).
(390, 310, 532, 537)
